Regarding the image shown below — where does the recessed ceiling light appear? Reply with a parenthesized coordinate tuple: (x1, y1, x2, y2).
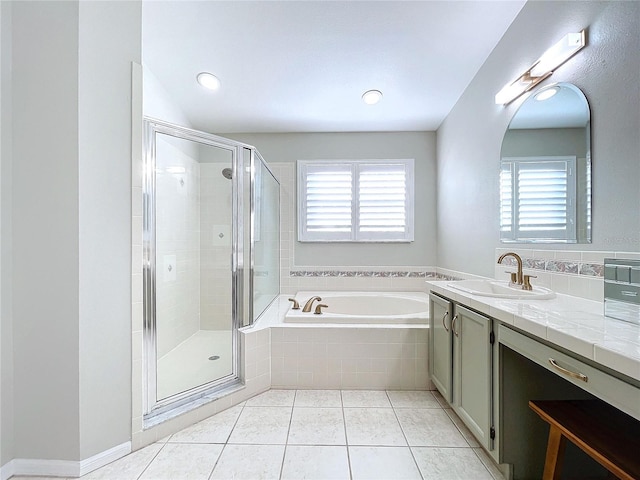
(534, 86, 560, 101)
(362, 89, 383, 105)
(197, 72, 221, 91)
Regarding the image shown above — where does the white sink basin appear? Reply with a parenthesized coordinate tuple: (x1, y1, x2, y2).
(447, 279, 555, 300)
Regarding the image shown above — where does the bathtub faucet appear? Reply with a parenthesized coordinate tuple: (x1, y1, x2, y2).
(302, 296, 322, 312)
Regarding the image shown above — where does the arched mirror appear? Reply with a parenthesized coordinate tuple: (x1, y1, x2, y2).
(500, 82, 591, 243)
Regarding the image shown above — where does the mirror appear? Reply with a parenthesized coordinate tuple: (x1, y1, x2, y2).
(500, 83, 591, 243)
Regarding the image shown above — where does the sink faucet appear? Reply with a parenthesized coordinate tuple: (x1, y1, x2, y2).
(302, 296, 322, 313)
(497, 252, 523, 286)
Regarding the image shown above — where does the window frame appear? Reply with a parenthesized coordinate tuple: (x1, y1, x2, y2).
(500, 155, 577, 242)
(297, 159, 415, 243)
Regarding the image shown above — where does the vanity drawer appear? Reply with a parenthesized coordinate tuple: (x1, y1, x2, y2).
(498, 324, 640, 421)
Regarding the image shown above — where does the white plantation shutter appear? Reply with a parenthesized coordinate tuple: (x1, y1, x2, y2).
(501, 156, 576, 241)
(298, 160, 414, 242)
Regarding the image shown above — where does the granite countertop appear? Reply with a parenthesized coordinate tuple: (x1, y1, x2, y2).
(426, 280, 640, 383)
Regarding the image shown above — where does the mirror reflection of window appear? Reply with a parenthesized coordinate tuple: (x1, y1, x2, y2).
(500, 83, 591, 243)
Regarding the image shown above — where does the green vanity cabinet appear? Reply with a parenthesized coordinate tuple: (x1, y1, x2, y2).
(429, 293, 454, 401)
(429, 293, 495, 451)
(453, 304, 494, 451)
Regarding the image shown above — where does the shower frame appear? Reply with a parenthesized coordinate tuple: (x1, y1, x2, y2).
(142, 118, 253, 422)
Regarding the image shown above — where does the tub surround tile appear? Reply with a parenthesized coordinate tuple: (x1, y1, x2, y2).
(349, 446, 422, 480)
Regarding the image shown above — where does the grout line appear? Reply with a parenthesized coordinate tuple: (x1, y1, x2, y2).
(340, 390, 354, 480)
(386, 390, 425, 480)
(278, 390, 297, 480)
(135, 442, 167, 480)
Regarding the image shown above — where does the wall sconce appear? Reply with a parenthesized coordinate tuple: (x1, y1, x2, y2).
(495, 30, 586, 105)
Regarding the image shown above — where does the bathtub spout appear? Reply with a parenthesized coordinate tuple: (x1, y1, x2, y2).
(302, 296, 322, 312)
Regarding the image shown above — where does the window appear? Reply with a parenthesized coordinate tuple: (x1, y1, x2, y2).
(297, 159, 414, 242)
(500, 156, 577, 242)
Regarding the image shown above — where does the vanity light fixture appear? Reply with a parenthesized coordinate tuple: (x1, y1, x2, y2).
(534, 86, 560, 101)
(362, 89, 383, 105)
(196, 72, 221, 91)
(495, 30, 586, 105)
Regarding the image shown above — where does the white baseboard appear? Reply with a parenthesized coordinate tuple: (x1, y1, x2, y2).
(1, 460, 14, 480)
(1, 441, 131, 479)
(79, 441, 131, 477)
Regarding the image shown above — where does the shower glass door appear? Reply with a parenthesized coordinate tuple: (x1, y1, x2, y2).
(144, 119, 246, 417)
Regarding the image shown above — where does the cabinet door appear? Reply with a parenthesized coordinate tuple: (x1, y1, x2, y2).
(429, 293, 453, 403)
(453, 304, 493, 450)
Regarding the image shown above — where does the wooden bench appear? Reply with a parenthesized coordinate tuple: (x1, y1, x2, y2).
(529, 400, 640, 480)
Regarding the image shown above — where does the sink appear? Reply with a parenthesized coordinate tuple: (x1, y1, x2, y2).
(447, 279, 555, 300)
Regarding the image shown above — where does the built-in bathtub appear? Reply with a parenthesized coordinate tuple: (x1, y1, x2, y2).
(285, 291, 428, 324)
(254, 292, 431, 390)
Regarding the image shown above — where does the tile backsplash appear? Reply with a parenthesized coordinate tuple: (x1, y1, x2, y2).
(495, 248, 640, 302)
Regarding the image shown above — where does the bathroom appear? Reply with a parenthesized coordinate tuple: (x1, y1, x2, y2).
(1, 1, 639, 479)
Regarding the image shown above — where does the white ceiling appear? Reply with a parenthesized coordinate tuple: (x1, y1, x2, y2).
(142, 1, 526, 134)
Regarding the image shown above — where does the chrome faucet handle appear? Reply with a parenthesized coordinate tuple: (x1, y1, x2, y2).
(522, 274, 537, 291)
(314, 304, 328, 315)
(288, 298, 300, 310)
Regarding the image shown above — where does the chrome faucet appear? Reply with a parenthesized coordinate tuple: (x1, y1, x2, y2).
(302, 296, 322, 313)
(497, 252, 523, 286)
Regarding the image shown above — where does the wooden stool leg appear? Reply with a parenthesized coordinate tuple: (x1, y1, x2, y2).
(542, 425, 567, 480)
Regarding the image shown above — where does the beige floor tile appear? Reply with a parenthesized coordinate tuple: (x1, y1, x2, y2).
(138, 443, 223, 480)
(210, 444, 284, 480)
(168, 404, 242, 444)
(288, 407, 346, 445)
(344, 407, 407, 446)
(395, 409, 468, 447)
(387, 390, 441, 408)
(281, 445, 350, 480)
(245, 389, 296, 407)
(294, 389, 342, 407)
(412, 446, 494, 479)
(473, 447, 506, 480)
(341, 390, 392, 407)
(81, 443, 162, 480)
(228, 406, 292, 444)
(444, 408, 480, 447)
(349, 446, 422, 480)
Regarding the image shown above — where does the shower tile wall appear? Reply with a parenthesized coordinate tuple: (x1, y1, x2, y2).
(156, 137, 202, 357)
(200, 164, 232, 331)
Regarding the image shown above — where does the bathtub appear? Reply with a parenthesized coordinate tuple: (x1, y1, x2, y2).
(284, 291, 429, 324)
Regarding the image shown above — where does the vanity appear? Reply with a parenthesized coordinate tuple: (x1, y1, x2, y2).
(426, 279, 640, 480)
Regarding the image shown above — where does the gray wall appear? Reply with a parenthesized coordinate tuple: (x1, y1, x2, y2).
(5, 0, 140, 463)
(437, 1, 640, 277)
(0, 0, 13, 467)
(228, 132, 437, 267)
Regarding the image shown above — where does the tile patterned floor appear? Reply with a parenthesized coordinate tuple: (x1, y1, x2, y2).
(76, 389, 504, 480)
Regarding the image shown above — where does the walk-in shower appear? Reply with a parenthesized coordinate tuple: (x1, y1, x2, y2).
(143, 118, 279, 421)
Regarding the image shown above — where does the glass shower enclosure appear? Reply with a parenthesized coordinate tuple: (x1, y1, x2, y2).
(143, 118, 279, 421)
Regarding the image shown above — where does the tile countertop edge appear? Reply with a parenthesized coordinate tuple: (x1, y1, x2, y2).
(425, 280, 640, 383)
